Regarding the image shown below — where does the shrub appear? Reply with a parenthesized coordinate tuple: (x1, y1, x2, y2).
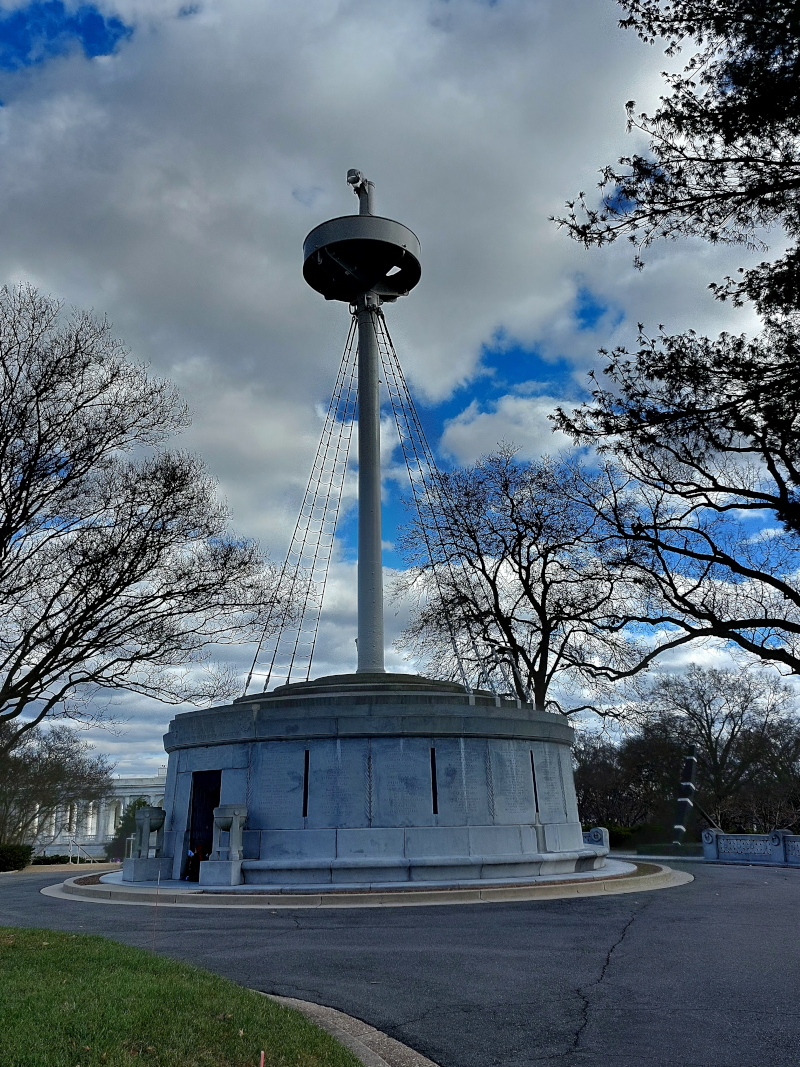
(31, 854, 98, 865)
(0, 844, 33, 871)
(606, 825, 637, 848)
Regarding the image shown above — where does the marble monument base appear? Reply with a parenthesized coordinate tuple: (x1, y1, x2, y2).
(122, 856, 173, 882)
(160, 673, 608, 889)
(199, 859, 244, 885)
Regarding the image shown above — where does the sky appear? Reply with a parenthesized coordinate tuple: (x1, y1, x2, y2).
(0, 0, 766, 773)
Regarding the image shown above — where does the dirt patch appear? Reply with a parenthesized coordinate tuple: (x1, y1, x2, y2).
(72, 873, 108, 886)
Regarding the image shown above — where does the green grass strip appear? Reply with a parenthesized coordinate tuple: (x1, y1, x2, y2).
(0, 926, 363, 1067)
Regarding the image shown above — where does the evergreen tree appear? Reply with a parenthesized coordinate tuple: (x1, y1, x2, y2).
(557, 0, 800, 314)
(555, 2, 800, 670)
(104, 796, 148, 862)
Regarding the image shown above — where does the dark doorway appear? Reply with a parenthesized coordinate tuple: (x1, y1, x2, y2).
(187, 770, 221, 881)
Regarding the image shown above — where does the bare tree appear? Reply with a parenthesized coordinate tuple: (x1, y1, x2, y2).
(556, 326, 800, 675)
(574, 666, 800, 833)
(0, 284, 283, 747)
(554, 0, 800, 316)
(631, 665, 800, 828)
(0, 724, 113, 846)
(573, 734, 668, 829)
(553, 2, 800, 650)
(395, 449, 646, 712)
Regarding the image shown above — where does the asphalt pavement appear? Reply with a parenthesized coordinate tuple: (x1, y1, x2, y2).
(1, 863, 797, 1067)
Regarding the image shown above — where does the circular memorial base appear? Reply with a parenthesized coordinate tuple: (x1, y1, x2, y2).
(155, 673, 609, 889)
(46, 862, 696, 909)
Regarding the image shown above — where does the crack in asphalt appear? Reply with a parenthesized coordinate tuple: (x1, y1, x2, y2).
(568, 899, 653, 1059)
(263, 981, 328, 1003)
(381, 1002, 454, 1038)
(7, 867, 800, 1067)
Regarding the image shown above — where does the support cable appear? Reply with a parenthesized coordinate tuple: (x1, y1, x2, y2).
(243, 316, 358, 694)
(372, 314, 471, 691)
(245, 307, 525, 700)
(375, 309, 518, 698)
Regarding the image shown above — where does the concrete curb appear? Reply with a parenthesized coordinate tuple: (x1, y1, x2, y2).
(613, 852, 706, 863)
(264, 994, 439, 1067)
(42, 862, 692, 908)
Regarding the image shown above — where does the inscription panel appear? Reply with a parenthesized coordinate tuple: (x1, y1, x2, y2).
(429, 738, 467, 825)
(558, 744, 580, 823)
(371, 737, 435, 827)
(305, 739, 370, 829)
(459, 738, 494, 824)
(531, 742, 568, 823)
(247, 741, 305, 829)
(490, 740, 536, 824)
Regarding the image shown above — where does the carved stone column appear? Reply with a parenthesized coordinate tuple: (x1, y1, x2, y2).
(199, 805, 247, 885)
(122, 806, 171, 882)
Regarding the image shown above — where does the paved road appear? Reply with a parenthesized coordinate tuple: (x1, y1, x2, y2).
(1, 864, 797, 1067)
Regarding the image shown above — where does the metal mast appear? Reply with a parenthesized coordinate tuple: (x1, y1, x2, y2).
(245, 172, 519, 695)
(302, 170, 422, 674)
(355, 290, 384, 671)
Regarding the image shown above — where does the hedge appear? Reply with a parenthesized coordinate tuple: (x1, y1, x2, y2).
(0, 844, 33, 871)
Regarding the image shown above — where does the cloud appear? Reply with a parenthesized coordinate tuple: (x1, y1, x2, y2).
(0, 0, 775, 767)
(440, 393, 571, 465)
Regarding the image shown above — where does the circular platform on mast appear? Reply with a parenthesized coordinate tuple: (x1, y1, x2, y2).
(303, 215, 422, 302)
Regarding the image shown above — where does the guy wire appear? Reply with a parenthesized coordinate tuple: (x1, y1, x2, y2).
(242, 315, 358, 694)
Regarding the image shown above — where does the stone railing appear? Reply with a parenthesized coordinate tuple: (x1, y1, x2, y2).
(702, 828, 800, 866)
(582, 827, 610, 849)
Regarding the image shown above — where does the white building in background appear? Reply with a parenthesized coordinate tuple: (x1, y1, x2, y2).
(37, 768, 168, 858)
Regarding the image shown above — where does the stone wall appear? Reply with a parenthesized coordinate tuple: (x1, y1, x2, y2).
(702, 828, 800, 866)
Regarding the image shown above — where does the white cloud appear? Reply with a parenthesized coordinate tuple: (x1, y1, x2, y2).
(440, 393, 571, 464)
(0, 0, 775, 768)
(79, 556, 418, 773)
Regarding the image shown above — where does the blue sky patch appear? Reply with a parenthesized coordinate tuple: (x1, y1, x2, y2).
(332, 286, 618, 566)
(413, 332, 576, 441)
(574, 286, 606, 331)
(335, 331, 588, 568)
(604, 184, 636, 215)
(474, 331, 577, 398)
(0, 2, 132, 72)
(574, 285, 624, 331)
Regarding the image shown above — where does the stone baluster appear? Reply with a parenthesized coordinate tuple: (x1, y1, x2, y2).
(199, 805, 247, 886)
(123, 806, 170, 883)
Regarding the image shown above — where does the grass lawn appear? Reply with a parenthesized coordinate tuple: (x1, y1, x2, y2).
(0, 926, 363, 1067)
